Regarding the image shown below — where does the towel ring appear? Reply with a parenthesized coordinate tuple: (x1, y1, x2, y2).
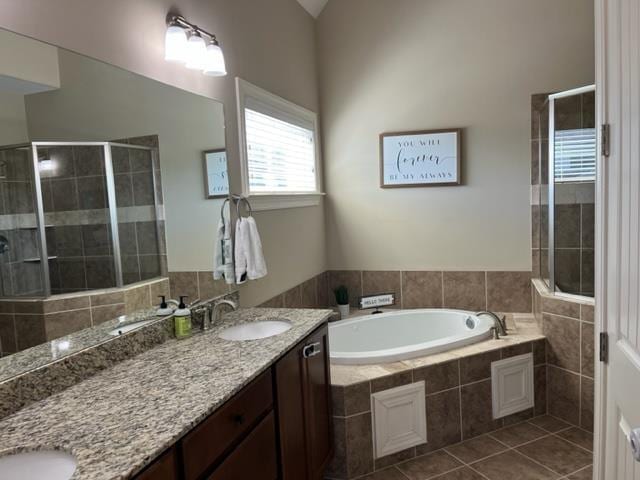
(234, 196, 253, 218)
(220, 197, 231, 223)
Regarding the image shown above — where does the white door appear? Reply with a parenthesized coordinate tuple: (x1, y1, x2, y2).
(596, 0, 640, 477)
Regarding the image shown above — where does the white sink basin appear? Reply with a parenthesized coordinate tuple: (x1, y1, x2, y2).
(219, 320, 292, 341)
(0, 450, 77, 480)
(108, 318, 156, 336)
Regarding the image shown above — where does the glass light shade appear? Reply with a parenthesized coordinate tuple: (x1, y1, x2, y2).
(203, 42, 227, 76)
(185, 33, 207, 70)
(164, 25, 188, 63)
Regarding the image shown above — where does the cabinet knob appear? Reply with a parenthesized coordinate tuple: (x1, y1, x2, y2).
(303, 342, 321, 358)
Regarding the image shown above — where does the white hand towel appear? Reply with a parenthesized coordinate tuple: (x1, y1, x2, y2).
(234, 218, 247, 284)
(234, 217, 267, 284)
(244, 216, 267, 280)
(213, 216, 235, 284)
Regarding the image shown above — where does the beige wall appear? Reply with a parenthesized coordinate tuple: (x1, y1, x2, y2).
(317, 0, 595, 271)
(0, 92, 28, 145)
(0, 0, 326, 306)
(0, 28, 59, 91)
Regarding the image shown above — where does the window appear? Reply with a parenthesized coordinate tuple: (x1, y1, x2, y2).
(554, 127, 596, 183)
(236, 79, 322, 209)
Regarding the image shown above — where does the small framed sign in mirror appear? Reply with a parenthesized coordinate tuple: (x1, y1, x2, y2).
(379, 128, 462, 187)
(203, 149, 230, 198)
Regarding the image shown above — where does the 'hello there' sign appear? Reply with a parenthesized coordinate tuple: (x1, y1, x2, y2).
(380, 129, 462, 187)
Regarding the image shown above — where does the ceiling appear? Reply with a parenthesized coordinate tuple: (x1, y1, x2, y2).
(296, 0, 329, 18)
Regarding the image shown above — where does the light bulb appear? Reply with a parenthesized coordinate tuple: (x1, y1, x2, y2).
(185, 32, 207, 70)
(164, 24, 188, 63)
(203, 41, 227, 76)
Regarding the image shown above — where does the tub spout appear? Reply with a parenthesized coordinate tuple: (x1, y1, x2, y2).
(476, 311, 507, 337)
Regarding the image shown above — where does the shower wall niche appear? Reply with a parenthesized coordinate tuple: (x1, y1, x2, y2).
(0, 137, 166, 298)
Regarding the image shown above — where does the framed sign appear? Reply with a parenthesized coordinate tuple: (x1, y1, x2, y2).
(203, 149, 229, 199)
(380, 128, 462, 187)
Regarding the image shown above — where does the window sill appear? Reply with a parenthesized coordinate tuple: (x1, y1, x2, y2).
(245, 193, 325, 211)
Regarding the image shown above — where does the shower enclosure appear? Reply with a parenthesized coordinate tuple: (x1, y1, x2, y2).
(0, 141, 165, 297)
(534, 85, 596, 297)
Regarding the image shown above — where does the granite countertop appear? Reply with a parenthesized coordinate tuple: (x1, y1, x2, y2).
(0, 307, 332, 480)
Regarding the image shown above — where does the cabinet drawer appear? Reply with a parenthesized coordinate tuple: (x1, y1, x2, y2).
(182, 370, 273, 480)
(207, 411, 278, 480)
(134, 447, 178, 480)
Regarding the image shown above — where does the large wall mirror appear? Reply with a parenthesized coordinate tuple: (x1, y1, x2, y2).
(0, 28, 229, 368)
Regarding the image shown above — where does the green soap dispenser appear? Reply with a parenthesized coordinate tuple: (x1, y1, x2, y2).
(174, 296, 192, 339)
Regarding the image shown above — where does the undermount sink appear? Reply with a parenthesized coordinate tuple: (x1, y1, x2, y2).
(219, 320, 292, 341)
(0, 450, 77, 480)
(108, 318, 156, 336)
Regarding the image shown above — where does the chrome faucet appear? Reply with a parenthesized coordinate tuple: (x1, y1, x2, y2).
(211, 299, 239, 326)
(476, 311, 508, 337)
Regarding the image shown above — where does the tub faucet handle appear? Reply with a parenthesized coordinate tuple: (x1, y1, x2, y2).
(476, 311, 508, 337)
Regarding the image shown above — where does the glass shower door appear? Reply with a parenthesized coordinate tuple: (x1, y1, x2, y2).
(0, 145, 45, 297)
(33, 142, 117, 294)
(548, 85, 596, 297)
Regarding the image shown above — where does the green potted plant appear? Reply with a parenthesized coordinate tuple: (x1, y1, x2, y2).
(334, 285, 350, 319)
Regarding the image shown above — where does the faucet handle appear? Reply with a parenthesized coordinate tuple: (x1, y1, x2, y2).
(490, 326, 500, 340)
(191, 304, 212, 331)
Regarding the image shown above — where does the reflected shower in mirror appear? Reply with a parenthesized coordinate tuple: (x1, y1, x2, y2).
(532, 85, 595, 298)
(0, 28, 229, 365)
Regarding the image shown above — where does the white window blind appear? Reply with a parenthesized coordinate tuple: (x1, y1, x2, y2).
(554, 128, 596, 182)
(245, 108, 317, 193)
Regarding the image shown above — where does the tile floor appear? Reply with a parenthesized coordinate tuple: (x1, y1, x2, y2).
(356, 416, 593, 480)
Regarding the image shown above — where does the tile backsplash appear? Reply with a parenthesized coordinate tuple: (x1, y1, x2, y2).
(260, 270, 532, 313)
(0, 277, 170, 356)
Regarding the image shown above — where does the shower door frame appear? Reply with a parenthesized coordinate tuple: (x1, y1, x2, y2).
(546, 84, 596, 296)
(30, 141, 158, 297)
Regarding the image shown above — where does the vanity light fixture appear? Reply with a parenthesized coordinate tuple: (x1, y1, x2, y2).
(164, 14, 227, 76)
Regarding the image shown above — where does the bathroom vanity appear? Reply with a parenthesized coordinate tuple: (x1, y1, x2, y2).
(0, 307, 333, 480)
(135, 323, 332, 480)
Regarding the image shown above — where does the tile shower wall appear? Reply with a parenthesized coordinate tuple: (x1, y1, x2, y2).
(533, 279, 594, 431)
(0, 147, 44, 297)
(0, 277, 170, 356)
(261, 270, 532, 313)
(326, 340, 547, 479)
(531, 92, 595, 296)
(38, 135, 166, 294)
(113, 135, 167, 284)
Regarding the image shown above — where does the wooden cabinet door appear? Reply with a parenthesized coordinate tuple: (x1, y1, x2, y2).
(275, 338, 308, 480)
(301, 324, 333, 480)
(134, 447, 178, 480)
(275, 323, 333, 480)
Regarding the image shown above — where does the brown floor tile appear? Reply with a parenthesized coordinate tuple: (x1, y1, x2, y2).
(445, 435, 507, 463)
(375, 447, 416, 470)
(358, 467, 408, 480)
(397, 451, 462, 480)
(528, 415, 571, 433)
(471, 451, 559, 480)
(555, 428, 593, 452)
(566, 465, 592, 479)
(489, 422, 548, 447)
(516, 436, 592, 476)
(432, 467, 486, 479)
